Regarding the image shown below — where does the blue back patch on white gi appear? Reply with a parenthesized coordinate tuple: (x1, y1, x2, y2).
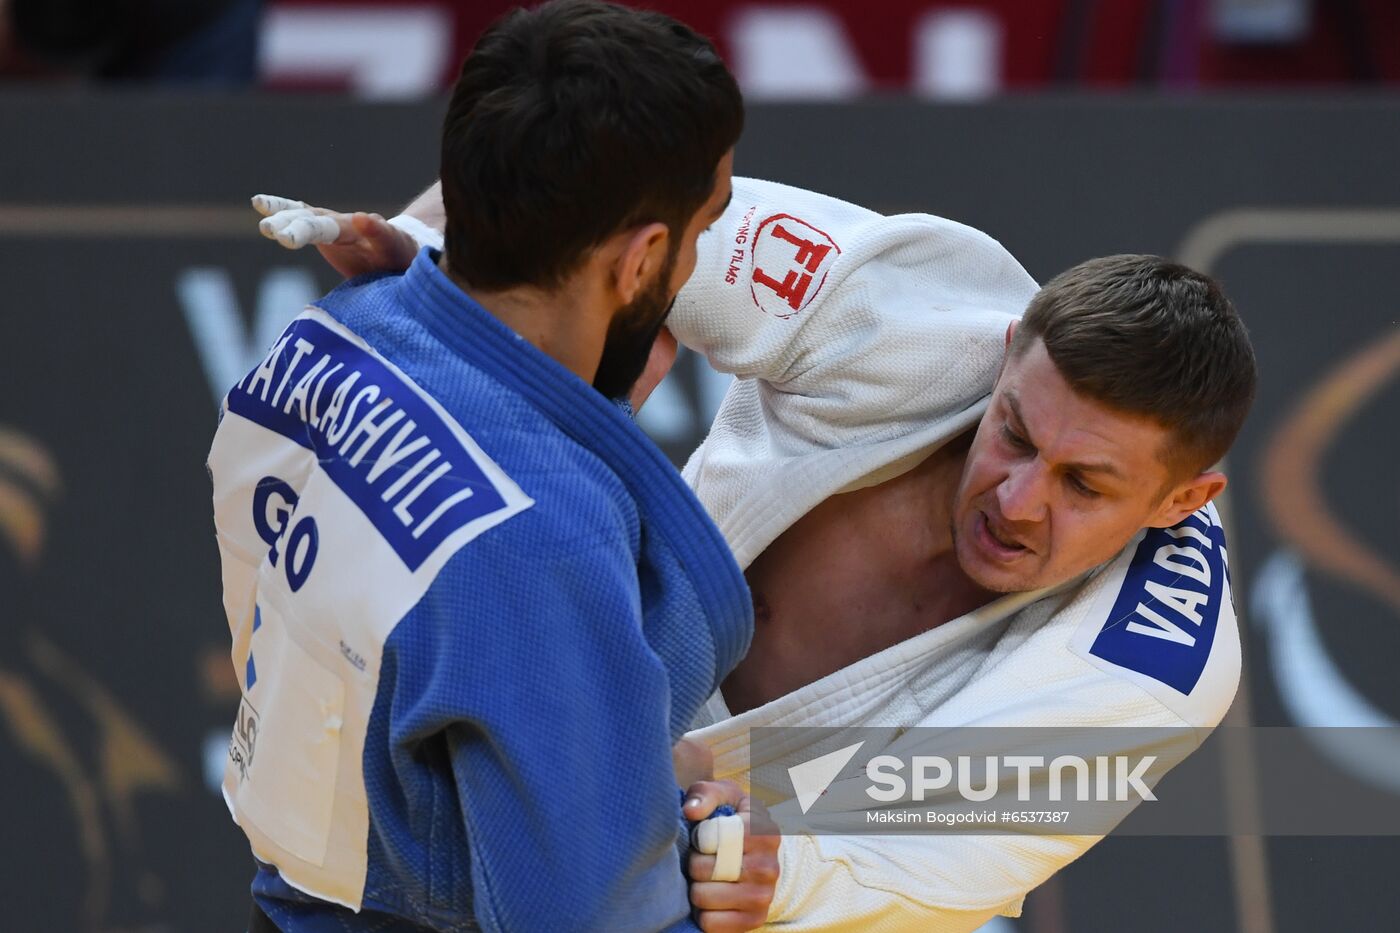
(1086, 507, 1225, 696)
(226, 314, 512, 572)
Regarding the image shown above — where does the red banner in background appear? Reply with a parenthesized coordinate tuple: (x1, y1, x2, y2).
(261, 0, 1073, 98)
(260, 0, 1400, 99)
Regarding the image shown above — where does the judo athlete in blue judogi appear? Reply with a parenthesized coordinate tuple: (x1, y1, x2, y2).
(207, 3, 761, 930)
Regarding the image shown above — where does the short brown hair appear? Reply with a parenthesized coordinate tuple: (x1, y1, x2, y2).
(1009, 254, 1256, 477)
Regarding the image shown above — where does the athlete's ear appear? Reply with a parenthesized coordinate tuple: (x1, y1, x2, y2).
(1148, 471, 1227, 528)
(613, 222, 670, 305)
(992, 320, 1020, 382)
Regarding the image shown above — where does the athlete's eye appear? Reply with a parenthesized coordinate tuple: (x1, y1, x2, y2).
(1002, 424, 1032, 452)
(1067, 474, 1100, 498)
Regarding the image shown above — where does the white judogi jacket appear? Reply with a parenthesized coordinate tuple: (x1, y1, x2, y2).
(392, 178, 1240, 930)
(667, 178, 1241, 931)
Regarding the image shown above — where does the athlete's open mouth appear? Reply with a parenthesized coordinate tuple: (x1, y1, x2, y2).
(977, 511, 1029, 558)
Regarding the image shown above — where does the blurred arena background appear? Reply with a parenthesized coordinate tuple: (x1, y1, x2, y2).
(1, 0, 1397, 930)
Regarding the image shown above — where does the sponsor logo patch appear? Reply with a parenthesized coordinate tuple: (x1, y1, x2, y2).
(750, 213, 841, 319)
(229, 695, 260, 782)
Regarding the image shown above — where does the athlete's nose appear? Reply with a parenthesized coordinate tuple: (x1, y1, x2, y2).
(996, 460, 1048, 525)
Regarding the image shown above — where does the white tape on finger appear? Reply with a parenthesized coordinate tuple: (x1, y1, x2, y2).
(265, 212, 340, 249)
(285, 215, 340, 248)
(691, 814, 745, 883)
(250, 194, 308, 217)
(259, 208, 311, 242)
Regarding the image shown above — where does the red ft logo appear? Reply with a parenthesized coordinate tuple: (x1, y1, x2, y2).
(750, 214, 841, 319)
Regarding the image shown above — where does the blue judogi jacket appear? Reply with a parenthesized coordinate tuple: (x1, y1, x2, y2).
(208, 249, 752, 931)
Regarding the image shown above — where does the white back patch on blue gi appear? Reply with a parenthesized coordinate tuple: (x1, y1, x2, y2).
(226, 311, 525, 570)
(211, 307, 534, 910)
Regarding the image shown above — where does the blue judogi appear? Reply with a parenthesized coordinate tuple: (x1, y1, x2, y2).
(209, 249, 752, 931)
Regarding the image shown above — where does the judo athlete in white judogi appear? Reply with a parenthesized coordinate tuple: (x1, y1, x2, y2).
(256, 174, 1256, 932)
(666, 178, 1253, 931)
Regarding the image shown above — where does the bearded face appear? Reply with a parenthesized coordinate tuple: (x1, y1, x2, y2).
(591, 247, 678, 401)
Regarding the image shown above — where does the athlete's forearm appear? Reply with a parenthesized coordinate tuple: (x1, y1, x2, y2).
(401, 180, 445, 233)
(384, 181, 445, 254)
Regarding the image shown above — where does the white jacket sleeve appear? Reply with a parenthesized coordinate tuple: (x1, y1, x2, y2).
(670, 176, 1038, 389)
(670, 178, 1040, 568)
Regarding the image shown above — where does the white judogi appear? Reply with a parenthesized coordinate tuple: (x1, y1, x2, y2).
(667, 178, 1241, 931)
(390, 178, 1240, 930)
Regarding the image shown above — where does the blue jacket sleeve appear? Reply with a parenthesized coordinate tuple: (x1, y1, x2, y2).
(391, 511, 702, 932)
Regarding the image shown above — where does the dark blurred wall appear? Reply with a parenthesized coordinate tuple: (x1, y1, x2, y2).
(5, 0, 262, 82)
